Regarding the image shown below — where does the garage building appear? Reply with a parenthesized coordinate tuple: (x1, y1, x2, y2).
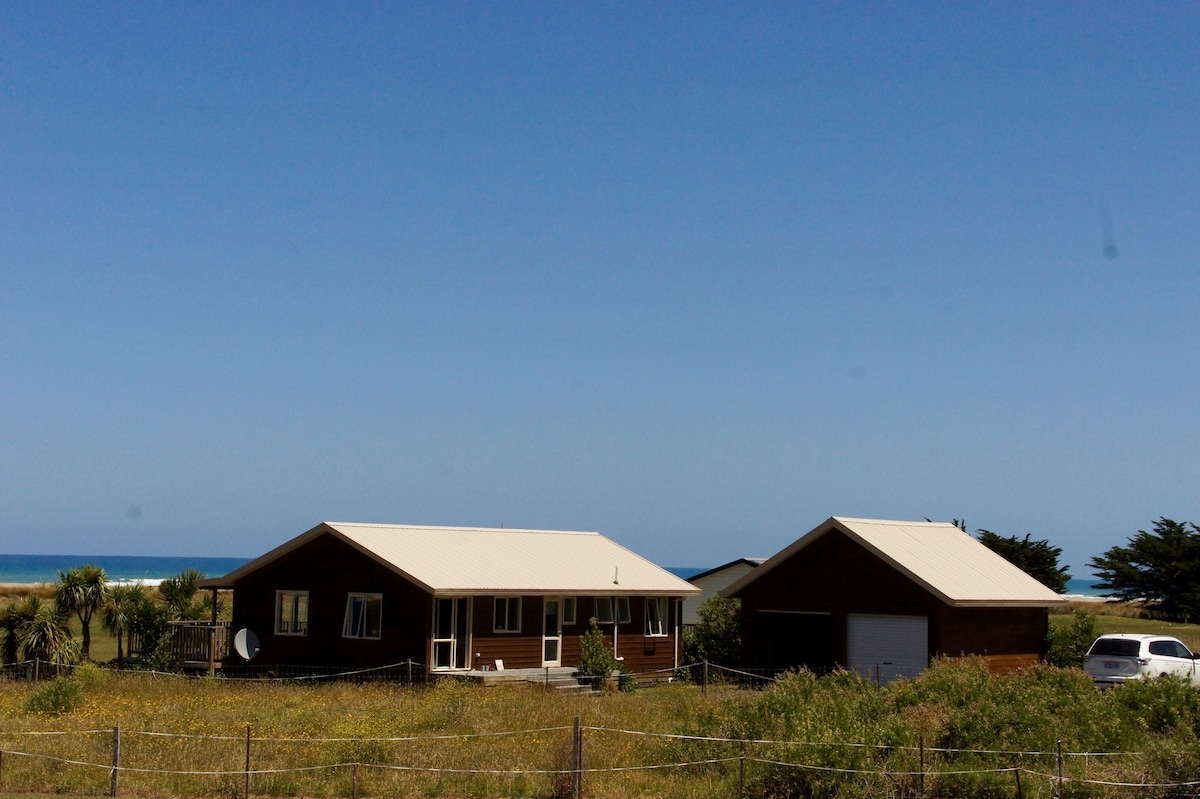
(723, 517, 1067, 683)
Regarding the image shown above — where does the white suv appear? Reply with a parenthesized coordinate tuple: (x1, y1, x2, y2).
(1083, 634, 1200, 687)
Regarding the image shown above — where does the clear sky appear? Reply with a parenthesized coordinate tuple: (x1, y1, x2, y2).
(2, 3, 1198, 575)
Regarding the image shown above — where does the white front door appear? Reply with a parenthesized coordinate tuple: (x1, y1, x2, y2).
(433, 597, 471, 671)
(542, 598, 562, 667)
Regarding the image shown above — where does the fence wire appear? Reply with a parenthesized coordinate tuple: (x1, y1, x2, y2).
(0, 722, 1189, 798)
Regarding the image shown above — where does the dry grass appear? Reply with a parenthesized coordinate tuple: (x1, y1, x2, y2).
(0, 671, 744, 799)
(1, 651, 1198, 798)
(0, 584, 57, 602)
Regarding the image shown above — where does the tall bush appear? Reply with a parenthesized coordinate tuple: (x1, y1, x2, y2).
(683, 596, 741, 667)
(1045, 609, 1098, 667)
(577, 618, 619, 688)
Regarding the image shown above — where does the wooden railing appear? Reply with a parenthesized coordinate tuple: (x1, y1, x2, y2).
(169, 621, 232, 672)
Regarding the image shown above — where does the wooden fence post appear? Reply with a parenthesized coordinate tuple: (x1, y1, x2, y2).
(1, 748, 5, 791)
(1055, 740, 1063, 799)
(572, 715, 582, 799)
(111, 724, 120, 791)
(352, 763, 358, 799)
(919, 734, 924, 795)
(245, 724, 252, 799)
(702, 661, 708, 694)
(1015, 767, 1023, 799)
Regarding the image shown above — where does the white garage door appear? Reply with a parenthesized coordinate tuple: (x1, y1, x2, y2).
(846, 614, 928, 685)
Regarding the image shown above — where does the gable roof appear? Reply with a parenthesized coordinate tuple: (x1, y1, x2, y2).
(199, 522, 700, 597)
(722, 517, 1067, 607)
(688, 557, 767, 584)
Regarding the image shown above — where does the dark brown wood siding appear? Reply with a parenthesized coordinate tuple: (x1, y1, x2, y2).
(733, 529, 1049, 673)
(229, 534, 685, 675)
(228, 532, 432, 669)
(938, 606, 1049, 664)
(469, 595, 543, 670)
(468, 595, 683, 675)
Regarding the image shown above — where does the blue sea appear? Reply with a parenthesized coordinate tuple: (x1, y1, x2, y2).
(2, 559, 1102, 596)
(0, 554, 250, 585)
(1063, 577, 1105, 597)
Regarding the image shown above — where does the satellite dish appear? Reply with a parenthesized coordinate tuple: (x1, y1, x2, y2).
(233, 628, 260, 661)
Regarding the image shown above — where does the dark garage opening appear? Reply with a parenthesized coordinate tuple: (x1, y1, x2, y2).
(753, 610, 836, 674)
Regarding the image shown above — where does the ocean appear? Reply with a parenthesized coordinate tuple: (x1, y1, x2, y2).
(0, 554, 250, 585)
(1063, 577, 1105, 597)
(0, 557, 1104, 596)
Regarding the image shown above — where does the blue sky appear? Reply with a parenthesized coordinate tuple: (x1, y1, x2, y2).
(2, 3, 1198, 575)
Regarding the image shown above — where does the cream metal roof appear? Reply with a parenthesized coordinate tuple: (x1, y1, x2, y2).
(722, 517, 1067, 607)
(200, 522, 700, 597)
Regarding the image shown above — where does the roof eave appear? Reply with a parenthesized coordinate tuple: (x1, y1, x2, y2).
(948, 598, 1069, 608)
(433, 588, 702, 597)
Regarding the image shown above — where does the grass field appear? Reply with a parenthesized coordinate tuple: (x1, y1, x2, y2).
(1053, 601, 1200, 650)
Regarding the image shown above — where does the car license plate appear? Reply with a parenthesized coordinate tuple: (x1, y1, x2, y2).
(1104, 661, 1120, 669)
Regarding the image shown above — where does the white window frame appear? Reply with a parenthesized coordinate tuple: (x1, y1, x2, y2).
(644, 597, 667, 637)
(616, 596, 631, 624)
(562, 596, 576, 625)
(275, 590, 309, 636)
(342, 593, 383, 639)
(594, 597, 613, 624)
(493, 596, 522, 633)
(594, 596, 631, 625)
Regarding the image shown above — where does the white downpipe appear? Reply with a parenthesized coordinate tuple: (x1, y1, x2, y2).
(673, 599, 681, 670)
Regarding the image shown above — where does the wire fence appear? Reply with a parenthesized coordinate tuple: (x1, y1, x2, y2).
(0, 721, 1189, 799)
(2, 660, 1196, 797)
(2, 657, 783, 690)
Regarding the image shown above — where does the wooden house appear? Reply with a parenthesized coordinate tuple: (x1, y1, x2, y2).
(197, 522, 699, 678)
(723, 517, 1067, 683)
(682, 557, 765, 629)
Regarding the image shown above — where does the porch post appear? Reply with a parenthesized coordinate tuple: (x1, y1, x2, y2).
(207, 626, 217, 676)
(208, 587, 220, 676)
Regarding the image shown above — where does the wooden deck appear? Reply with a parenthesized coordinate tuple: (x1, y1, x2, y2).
(169, 621, 231, 673)
(464, 666, 599, 694)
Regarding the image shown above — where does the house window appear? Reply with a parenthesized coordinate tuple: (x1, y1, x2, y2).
(276, 591, 309, 636)
(594, 596, 631, 625)
(343, 593, 382, 639)
(563, 597, 576, 625)
(645, 597, 667, 637)
(494, 597, 521, 633)
(594, 597, 612, 624)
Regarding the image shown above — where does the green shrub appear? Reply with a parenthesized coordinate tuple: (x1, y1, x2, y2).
(1111, 674, 1200, 735)
(683, 596, 741, 667)
(23, 674, 84, 715)
(577, 618, 616, 681)
(72, 660, 107, 688)
(1046, 608, 1098, 667)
